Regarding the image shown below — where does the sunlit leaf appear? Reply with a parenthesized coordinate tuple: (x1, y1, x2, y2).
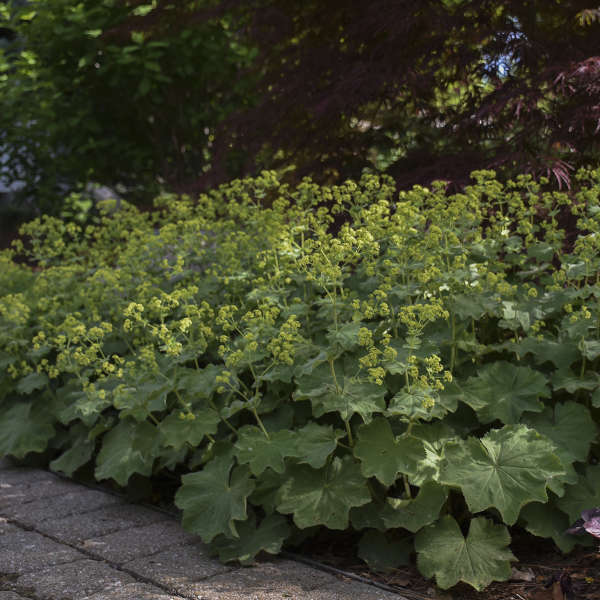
(415, 516, 515, 591)
(440, 425, 564, 524)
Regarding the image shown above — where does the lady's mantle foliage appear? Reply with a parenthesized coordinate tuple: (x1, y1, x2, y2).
(1, 169, 600, 591)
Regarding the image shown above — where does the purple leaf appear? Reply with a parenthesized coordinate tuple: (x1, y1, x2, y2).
(566, 508, 600, 539)
(582, 508, 600, 539)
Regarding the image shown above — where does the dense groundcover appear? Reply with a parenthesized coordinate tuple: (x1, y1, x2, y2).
(1, 170, 599, 591)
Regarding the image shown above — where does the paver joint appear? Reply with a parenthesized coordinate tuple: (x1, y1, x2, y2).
(0, 457, 407, 599)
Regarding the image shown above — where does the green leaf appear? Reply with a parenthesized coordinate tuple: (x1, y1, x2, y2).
(16, 372, 49, 395)
(580, 339, 600, 360)
(386, 387, 455, 421)
(0, 402, 54, 459)
(382, 481, 448, 533)
(175, 449, 256, 542)
(415, 516, 515, 591)
(294, 358, 386, 422)
(113, 375, 172, 421)
(235, 426, 298, 475)
(409, 421, 457, 486)
(354, 417, 424, 485)
(211, 513, 290, 565)
(326, 321, 363, 351)
(515, 337, 579, 368)
(176, 364, 223, 399)
(519, 502, 578, 553)
(277, 456, 371, 529)
(159, 410, 220, 451)
(522, 401, 596, 464)
(94, 420, 160, 486)
(461, 362, 549, 424)
(592, 387, 600, 408)
(132, 3, 156, 17)
(350, 502, 387, 531)
(551, 369, 599, 393)
(357, 530, 412, 570)
(50, 423, 94, 476)
(555, 465, 600, 523)
(85, 29, 103, 38)
(440, 425, 565, 524)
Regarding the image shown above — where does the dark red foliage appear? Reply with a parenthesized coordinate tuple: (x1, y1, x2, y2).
(117, 1, 600, 192)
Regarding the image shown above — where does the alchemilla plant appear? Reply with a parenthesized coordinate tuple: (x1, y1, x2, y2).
(1, 169, 599, 590)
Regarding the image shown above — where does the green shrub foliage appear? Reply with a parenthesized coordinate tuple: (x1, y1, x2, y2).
(1, 169, 600, 590)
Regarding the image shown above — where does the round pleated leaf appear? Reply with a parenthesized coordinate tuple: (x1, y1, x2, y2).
(175, 451, 256, 542)
(415, 516, 515, 591)
(461, 362, 549, 424)
(440, 425, 564, 524)
(354, 417, 424, 485)
(276, 455, 371, 529)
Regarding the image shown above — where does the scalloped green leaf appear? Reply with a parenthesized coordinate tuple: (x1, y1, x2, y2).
(415, 516, 515, 591)
(556, 465, 600, 523)
(276, 456, 371, 529)
(461, 362, 549, 424)
(551, 369, 600, 393)
(113, 375, 172, 421)
(519, 502, 578, 553)
(159, 409, 220, 452)
(50, 423, 94, 476)
(382, 481, 448, 533)
(0, 401, 55, 459)
(522, 401, 596, 464)
(175, 449, 256, 542)
(326, 321, 364, 351)
(386, 386, 457, 422)
(176, 364, 223, 398)
(294, 358, 386, 422)
(94, 419, 160, 486)
(350, 502, 387, 531)
(409, 421, 458, 486)
(440, 425, 565, 524)
(235, 426, 298, 475)
(514, 337, 579, 368)
(211, 513, 291, 565)
(16, 372, 49, 395)
(357, 530, 412, 570)
(293, 422, 343, 468)
(354, 417, 425, 485)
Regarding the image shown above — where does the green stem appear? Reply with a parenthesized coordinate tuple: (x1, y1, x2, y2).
(344, 420, 354, 447)
(450, 313, 456, 371)
(253, 407, 270, 439)
(209, 396, 238, 435)
(402, 474, 412, 499)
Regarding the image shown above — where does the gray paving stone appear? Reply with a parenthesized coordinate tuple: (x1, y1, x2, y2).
(0, 469, 59, 486)
(0, 530, 85, 575)
(318, 580, 406, 599)
(0, 478, 81, 509)
(16, 559, 137, 600)
(133, 556, 338, 599)
(165, 561, 404, 600)
(81, 519, 199, 564)
(36, 502, 170, 544)
(2, 488, 124, 526)
(124, 543, 232, 587)
(0, 518, 20, 535)
(0, 593, 30, 600)
(81, 583, 186, 600)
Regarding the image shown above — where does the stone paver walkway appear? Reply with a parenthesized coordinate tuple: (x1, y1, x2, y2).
(0, 457, 407, 600)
